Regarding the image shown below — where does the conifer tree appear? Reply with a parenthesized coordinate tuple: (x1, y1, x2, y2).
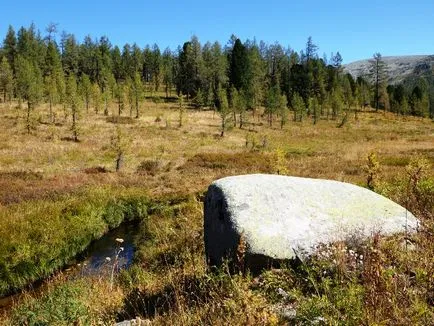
(15, 55, 43, 133)
(310, 96, 320, 124)
(79, 73, 92, 113)
(265, 85, 280, 126)
(44, 40, 65, 122)
(278, 93, 288, 129)
(0, 57, 14, 102)
(132, 72, 143, 118)
(91, 83, 102, 114)
(292, 92, 305, 122)
(217, 87, 230, 136)
(162, 47, 174, 98)
(66, 74, 81, 141)
(369, 53, 388, 111)
(3, 25, 17, 69)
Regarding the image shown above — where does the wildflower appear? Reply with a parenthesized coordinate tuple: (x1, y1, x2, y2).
(105, 257, 111, 262)
(277, 287, 289, 298)
(120, 247, 124, 252)
(115, 238, 124, 243)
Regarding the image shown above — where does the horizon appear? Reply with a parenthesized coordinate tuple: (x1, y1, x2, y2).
(1, 1, 434, 63)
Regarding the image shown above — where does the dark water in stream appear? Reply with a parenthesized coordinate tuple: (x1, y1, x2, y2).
(78, 222, 139, 275)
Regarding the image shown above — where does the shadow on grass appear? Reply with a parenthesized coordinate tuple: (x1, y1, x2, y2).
(119, 275, 214, 320)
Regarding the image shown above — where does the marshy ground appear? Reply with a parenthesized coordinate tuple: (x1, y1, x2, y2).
(0, 97, 433, 325)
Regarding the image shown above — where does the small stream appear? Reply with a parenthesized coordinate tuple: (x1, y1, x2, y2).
(0, 221, 143, 309)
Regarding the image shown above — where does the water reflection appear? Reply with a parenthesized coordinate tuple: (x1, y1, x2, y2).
(79, 222, 141, 275)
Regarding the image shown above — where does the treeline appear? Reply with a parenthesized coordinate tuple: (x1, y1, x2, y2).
(0, 23, 432, 133)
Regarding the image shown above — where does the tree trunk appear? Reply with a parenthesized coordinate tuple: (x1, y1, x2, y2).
(26, 102, 31, 134)
(116, 152, 123, 172)
(104, 98, 108, 116)
(72, 109, 78, 142)
(49, 99, 53, 123)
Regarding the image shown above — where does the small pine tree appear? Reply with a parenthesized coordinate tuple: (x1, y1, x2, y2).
(66, 75, 81, 142)
(218, 87, 230, 137)
(194, 88, 205, 109)
(292, 92, 305, 122)
(279, 94, 288, 129)
(15, 56, 43, 133)
(132, 72, 143, 118)
(110, 125, 128, 172)
(365, 153, 381, 190)
(178, 93, 184, 127)
(310, 96, 320, 125)
(91, 83, 102, 114)
(79, 74, 92, 113)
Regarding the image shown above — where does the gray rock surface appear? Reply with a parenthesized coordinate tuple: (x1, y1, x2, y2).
(343, 55, 434, 84)
(204, 174, 419, 270)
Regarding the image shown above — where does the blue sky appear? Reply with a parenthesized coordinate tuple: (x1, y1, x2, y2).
(1, 0, 433, 63)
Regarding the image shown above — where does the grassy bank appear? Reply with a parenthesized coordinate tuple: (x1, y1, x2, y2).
(0, 186, 149, 296)
(3, 172, 432, 325)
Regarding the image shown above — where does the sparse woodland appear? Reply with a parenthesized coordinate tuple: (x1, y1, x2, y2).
(0, 24, 433, 325)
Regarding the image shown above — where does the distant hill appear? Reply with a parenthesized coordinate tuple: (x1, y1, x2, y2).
(344, 55, 434, 84)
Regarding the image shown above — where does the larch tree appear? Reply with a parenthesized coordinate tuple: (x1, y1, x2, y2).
(79, 73, 92, 113)
(3, 25, 17, 69)
(15, 55, 43, 133)
(217, 87, 230, 137)
(305, 36, 319, 63)
(44, 40, 65, 122)
(91, 83, 102, 114)
(310, 96, 320, 125)
(245, 42, 265, 115)
(151, 44, 162, 92)
(132, 72, 143, 118)
(278, 93, 288, 129)
(265, 84, 280, 126)
(369, 52, 388, 111)
(410, 81, 430, 117)
(0, 57, 14, 103)
(162, 47, 174, 98)
(292, 92, 305, 122)
(66, 74, 81, 141)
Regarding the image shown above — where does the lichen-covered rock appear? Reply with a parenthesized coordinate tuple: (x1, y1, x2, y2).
(204, 174, 419, 271)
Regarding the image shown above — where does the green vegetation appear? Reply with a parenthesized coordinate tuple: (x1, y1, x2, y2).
(0, 187, 149, 296)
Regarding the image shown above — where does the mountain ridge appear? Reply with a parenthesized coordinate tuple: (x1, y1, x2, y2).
(344, 55, 434, 84)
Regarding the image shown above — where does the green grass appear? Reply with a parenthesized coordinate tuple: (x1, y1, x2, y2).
(0, 186, 150, 296)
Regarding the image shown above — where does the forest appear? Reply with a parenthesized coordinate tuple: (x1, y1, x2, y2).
(0, 23, 432, 136)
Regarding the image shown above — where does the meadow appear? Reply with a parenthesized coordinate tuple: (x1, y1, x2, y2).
(0, 96, 433, 325)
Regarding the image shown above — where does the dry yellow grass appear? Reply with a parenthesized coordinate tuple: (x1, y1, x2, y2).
(0, 98, 433, 324)
(1, 100, 432, 203)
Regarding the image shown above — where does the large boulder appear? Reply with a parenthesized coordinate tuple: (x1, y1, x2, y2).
(204, 174, 419, 271)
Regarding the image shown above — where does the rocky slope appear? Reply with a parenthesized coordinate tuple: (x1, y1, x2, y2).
(344, 55, 434, 84)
